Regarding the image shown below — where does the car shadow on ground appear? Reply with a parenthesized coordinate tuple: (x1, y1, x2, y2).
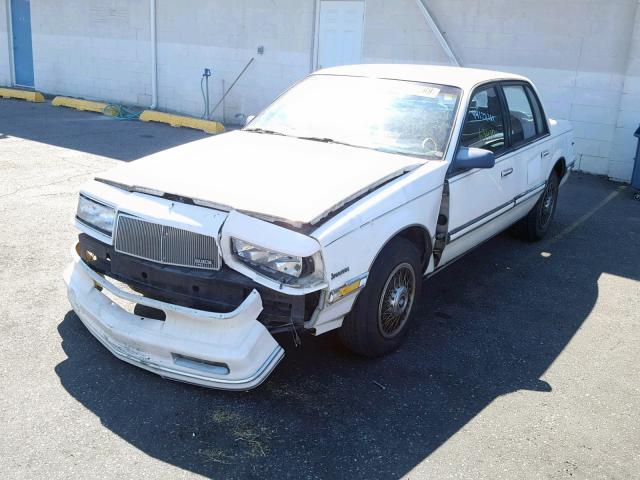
(55, 175, 639, 479)
(0, 99, 210, 161)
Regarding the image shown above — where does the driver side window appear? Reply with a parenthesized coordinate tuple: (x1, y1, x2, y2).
(460, 86, 506, 154)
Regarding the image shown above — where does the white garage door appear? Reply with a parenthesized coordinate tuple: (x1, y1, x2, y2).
(317, 1, 365, 69)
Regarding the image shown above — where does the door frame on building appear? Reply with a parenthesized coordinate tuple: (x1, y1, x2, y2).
(7, 0, 35, 88)
(311, 0, 366, 71)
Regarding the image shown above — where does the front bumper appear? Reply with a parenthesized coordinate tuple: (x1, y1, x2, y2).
(63, 254, 284, 390)
(77, 233, 320, 331)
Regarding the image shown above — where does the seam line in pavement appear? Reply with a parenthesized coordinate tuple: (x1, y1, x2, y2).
(549, 185, 627, 245)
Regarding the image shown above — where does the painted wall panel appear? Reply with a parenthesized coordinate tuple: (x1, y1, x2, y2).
(29, 0, 151, 104)
(154, 0, 314, 123)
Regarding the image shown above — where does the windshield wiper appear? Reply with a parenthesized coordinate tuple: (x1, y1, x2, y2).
(245, 131, 368, 151)
(294, 136, 356, 148)
(243, 128, 286, 136)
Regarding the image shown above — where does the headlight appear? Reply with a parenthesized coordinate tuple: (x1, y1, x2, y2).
(76, 194, 116, 236)
(231, 238, 324, 286)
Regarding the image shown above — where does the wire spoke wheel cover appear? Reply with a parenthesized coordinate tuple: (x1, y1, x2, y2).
(377, 262, 416, 339)
(537, 180, 557, 230)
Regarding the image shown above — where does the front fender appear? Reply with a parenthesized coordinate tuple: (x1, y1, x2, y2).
(308, 178, 445, 334)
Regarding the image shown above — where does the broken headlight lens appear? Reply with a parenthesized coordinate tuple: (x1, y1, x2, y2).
(231, 238, 323, 286)
(232, 238, 304, 277)
(76, 194, 116, 236)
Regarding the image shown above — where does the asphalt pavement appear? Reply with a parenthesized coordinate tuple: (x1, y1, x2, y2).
(1, 99, 638, 479)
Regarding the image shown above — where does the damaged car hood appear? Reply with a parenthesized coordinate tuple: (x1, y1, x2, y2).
(97, 130, 425, 227)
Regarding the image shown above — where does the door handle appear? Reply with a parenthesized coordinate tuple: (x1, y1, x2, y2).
(541, 150, 550, 158)
(501, 168, 514, 177)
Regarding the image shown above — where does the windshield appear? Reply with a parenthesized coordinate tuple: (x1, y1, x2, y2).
(246, 75, 462, 159)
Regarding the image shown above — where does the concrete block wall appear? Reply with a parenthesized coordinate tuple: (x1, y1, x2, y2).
(29, 0, 151, 106)
(444, 0, 638, 181)
(362, 0, 451, 65)
(155, 0, 314, 123)
(0, 0, 11, 85)
(611, 0, 640, 182)
(361, 0, 638, 181)
(324, 0, 639, 182)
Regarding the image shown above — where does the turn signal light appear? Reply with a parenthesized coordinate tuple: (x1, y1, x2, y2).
(328, 274, 368, 304)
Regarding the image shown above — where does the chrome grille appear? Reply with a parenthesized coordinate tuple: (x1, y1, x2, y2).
(115, 215, 221, 270)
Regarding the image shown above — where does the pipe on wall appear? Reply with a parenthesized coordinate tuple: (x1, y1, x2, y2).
(5, 0, 16, 85)
(414, 0, 461, 67)
(310, 0, 321, 72)
(150, 0, 158, 109)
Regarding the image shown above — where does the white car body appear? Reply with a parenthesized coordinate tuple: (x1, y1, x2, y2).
(64, 65, 575, 390)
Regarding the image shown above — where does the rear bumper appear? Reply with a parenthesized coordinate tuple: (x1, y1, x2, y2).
(63, 254, 284, 390)
(561, 157, 576, 186)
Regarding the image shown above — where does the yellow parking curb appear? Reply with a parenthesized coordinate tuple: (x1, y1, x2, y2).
(0, 87, 45, 102)
(52, 96, 109, 114)
(140, 110, 225, 134)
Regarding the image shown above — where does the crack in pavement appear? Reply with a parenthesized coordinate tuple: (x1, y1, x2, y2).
(0, 170, 105, 200)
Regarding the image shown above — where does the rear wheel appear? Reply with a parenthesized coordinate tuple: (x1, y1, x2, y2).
(517, 172, 559, 242)
(339, 237, 422, 357)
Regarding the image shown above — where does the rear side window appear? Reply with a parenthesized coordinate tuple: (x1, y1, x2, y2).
(460, 86, 506, 154)
(503, 85, 538, 146)
(525, 85, 548, 136)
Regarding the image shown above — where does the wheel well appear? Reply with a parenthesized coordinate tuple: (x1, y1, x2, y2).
(396, 226, 432, 268)
(366, 226, 433, 279)
(553, 157, 566, 179)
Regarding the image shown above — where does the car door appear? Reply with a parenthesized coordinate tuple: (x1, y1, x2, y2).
(439, 83, 521, 265)
(500, 82, 551, 206)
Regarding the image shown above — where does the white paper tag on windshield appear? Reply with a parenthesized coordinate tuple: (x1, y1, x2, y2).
(420, 86, 441, 98)
(402, 84, 441, 98)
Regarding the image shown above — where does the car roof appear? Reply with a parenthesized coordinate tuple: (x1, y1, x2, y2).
(312, 64, 530, 91)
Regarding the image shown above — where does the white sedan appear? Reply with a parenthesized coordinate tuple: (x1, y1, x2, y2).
(64, 65, 575, 390)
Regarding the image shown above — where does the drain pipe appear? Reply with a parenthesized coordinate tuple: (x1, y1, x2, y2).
(415, 0, 461, 67)
(5, 0, 15, 85)
(150, 0, 158, 109)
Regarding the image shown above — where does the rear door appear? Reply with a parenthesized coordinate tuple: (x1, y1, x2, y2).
(500, 82, 550, 200)
(441, 84, 521, 264)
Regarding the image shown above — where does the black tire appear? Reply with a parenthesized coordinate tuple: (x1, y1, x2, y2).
(339, 237, 423, 357)
(516, 172, 559, 242)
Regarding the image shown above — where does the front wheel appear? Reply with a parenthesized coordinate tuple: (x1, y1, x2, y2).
(517, 172, 559, 242)
(339, 237, 422, 357)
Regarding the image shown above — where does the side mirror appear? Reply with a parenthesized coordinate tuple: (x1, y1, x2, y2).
(454, 147, 496, 170)
(245, 115, 256, 126)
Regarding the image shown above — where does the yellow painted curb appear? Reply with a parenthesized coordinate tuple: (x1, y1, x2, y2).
(52, 96, 108, 113)
(140, 110, 225, 134)
(0, 87, 45, 102)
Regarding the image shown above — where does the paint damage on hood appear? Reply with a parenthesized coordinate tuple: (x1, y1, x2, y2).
(97, 130, 425, 228)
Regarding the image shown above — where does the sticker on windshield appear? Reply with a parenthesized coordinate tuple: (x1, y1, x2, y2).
(401, 84, 441, 98)
(421, 86, 441, 98)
